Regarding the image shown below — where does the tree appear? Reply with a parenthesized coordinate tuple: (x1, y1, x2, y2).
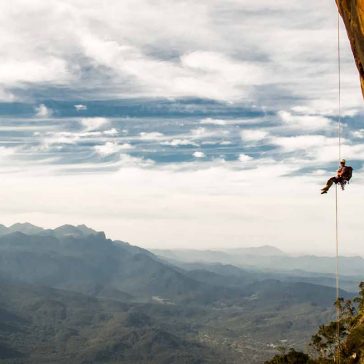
(264, 348, 310, 364)
(310, 297, 356, 361)
(265, 282, 364, 364)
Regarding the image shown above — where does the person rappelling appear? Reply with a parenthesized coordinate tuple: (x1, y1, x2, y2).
(321, 159, 353, 194)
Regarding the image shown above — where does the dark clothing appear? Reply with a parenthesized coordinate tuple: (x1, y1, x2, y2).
(337, 166, 351, 179)
(326, 176, 344, 188)
(321, 165, 352, 193)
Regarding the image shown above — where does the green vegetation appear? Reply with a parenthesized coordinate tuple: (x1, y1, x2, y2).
(0, 224, 360, 363)
(0, 279, 226, 364)
(265, 348, 309, 364)
(265, 282, 364, 364)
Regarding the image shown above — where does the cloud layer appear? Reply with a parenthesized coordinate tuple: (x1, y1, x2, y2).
(1, 1, 364, 255)
(0, 0, 362, 113)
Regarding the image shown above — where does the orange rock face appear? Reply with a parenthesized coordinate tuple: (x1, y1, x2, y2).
(337, 0, 364, 96)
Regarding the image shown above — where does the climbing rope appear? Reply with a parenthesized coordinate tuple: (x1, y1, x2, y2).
(335, 184, 340, 362)
(335, 9, 342, 363)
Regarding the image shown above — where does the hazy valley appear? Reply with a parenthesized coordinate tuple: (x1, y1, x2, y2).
(0, 223, 361, 363)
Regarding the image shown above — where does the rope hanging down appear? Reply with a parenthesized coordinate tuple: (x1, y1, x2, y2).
(335, 10, 342, 363)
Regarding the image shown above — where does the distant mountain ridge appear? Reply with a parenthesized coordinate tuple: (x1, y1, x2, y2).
(227, 245, 286, 256)
(0, 222, 102, 238)
(152, 245, 285, 263)
(0, 223, 248, 304)
(153, 247, 364, 276)
(0, 222, 345, 305)
(0, 222, 357, 364)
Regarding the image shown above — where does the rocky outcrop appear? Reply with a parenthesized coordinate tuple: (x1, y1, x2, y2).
(336, 0, 364, 96)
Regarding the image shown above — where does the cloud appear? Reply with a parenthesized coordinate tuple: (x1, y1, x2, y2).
(200, 118, 227, 126)
(191, 127, 208, 137)
(81, 117, 110, 131)
(42, 132, 80, 148)
(238, 154, 253, 162)
(103, 128, 119, 136)
(271, 135, 333, 153)
(200, 118, 263, 127)
(1, 162, 364, 255)
(162, 139, 199, 147)
(35, 104, 52, 118)
(2, 0, 364, 256)
(38, 127, 122, 153)
(74, 104, 87, 111)
(270, 135, 340, 163)
(119, 143, 134, 150)
(0, 89, 15, 102)
(278, 110, 332, 131)
(139, 132, 164, 140)
(241, 129, 268, 142)
(176, 51, 266, 100)
(181, 51, 264, 86)
(190, 127, 228, 139)
(269, 134, 364, 163)
(0, 58, 71, 86)
(352, 129, 364, 139)
(94, 142, 123, 156)
(193, 151, 206, 158)
(0, 146, 17, 158)
(0, 0, 360, 113)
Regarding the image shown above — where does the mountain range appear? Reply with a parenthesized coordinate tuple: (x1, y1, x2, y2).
(152, 246, 364, 277)
(0, 223, 360, 363)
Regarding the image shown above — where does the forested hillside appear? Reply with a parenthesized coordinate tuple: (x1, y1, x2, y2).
(0, 224, 358, 363)
(266, 283, 364, 363)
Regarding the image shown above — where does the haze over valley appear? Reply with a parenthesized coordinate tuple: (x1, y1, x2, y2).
(0, 223, 361, 363)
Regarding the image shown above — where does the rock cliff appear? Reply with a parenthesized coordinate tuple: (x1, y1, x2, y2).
(337, 0, 364, 96)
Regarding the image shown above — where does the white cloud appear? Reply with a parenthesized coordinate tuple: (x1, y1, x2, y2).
(94, 142, 134, 157)
(241, 129, 268, 142)
(0, 58, 71, 86)
(0, 89, 15, 102)
(2, 0, 364, 256)
(271, 135, 333, 153)
(312, 169, 329, 176)
(0, 0, 360, 112)
(81, 117, 109, 131)
(191, 127, 208, 137)
(119, 143, 134, 150)
(74, 104, 87, 111)
(139, 132, 164, 140)
(238, 154, 253, 162)
(352, 129, 364, 139)
(94, 141, 122, 156)
(162, 139, 199, 147)
(201, 118, 266, 127)
(193, 151, 205, 158)
(200, 118, 227, 126)
(270, 134, 364, 163)
(103, 128, 119, 136)
(181, 51, 264, 86)
(35, 104, 52, 118)
(1, 163, 364, 255)
(42, 132, 80, 148)
(118, 154, 154, 168)
(270, 135, 341, 163)
(278, 110, 332, 131)
(0, 146, 17, 158)
(190, 127, 228, 139)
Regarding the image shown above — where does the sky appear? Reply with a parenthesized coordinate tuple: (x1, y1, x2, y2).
(0, 0, 364, 255)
